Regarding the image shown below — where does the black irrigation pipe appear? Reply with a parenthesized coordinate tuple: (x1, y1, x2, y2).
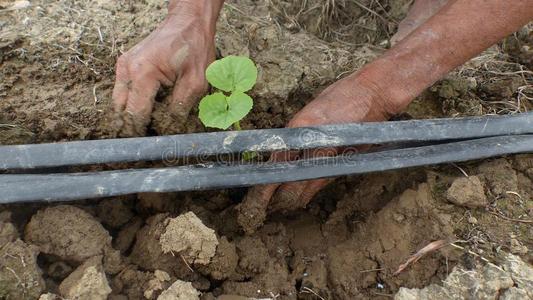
(1, 113, 532, 170)
(2, 135, 532, 203)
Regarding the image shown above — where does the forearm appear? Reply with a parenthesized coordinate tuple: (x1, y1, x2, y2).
(361, 0, 533, 114)
(167, 0, 225, 35)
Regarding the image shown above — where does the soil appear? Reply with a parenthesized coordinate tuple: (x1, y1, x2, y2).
(1, 0, 532, 299)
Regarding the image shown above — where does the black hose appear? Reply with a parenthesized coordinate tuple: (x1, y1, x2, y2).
(2, 135, 532, 203)
(1, 113, 532, 170)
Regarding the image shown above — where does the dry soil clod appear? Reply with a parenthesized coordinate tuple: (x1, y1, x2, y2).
(446, 175, 488, 208)
(24, 205, 112, 263)
(159, 212, 218, 266)
(58, 255, 112, 300)
(157, 280, 201, 300)
(395, 253, 533, 300)
(0, 239, 46, 299)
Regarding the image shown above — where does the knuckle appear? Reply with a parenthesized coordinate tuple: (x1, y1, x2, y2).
(128, 60, 146, 74)
(190, 81, 208, 95)
(288, 115, 317, 128)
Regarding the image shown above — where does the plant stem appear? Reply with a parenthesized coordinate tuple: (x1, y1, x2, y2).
(232, 121, 257, 161)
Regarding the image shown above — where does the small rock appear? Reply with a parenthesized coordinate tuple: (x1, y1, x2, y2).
(393, 212, 405, 223)
(160, 212, 218, 265)
(0, 217, 18, 246)
(395, 261, 513, 300)
(509, 238, 528, 255)
(112, 267, 156, 299)
(143, 270, 171, 299)
(467, 216, 478, 224)
(39, 293, 61, 300)
(0, 239, 46, 299)
(114, 216, 143, 254)
(129, 214, 191, 276)
(502, 253, 533, 298)
(103, 248, 125, 275)
(157, 280, 200, 300)
(446, 176, 488, 208)
(59, 256, 112, 300)
(25, 205, 112, 263)
(500, 287, 529, 300)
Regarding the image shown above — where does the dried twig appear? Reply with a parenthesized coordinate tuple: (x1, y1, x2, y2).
(451, 162, 469, 177)
(449, 242, 503, 272)
(0, 124, 17, 129)
(360, 268, 385, 273)
(92, 85, 99, 105)
(394, 239, 453, 275)
(179, 254, 195, 273)
(372, 292, 394, 298)
(487, 209, 533, 224)
(300, 287, 326, 300)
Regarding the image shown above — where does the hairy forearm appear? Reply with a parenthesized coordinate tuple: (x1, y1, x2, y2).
(167, 0, 225, 35)
(168, 0, 225, 14)
(361, 0, 533, 114)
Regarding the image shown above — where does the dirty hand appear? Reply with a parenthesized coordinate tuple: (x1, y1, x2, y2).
(237, 0, 533, 234)
(237, 70, 408, 233)
(112, 1, 223, 136)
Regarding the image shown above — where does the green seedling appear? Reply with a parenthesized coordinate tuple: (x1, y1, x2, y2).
(199, 55, 258, 130)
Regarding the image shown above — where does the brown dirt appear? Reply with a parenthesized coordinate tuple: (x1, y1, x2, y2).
(24, 205, 112, 263)
(159, 212, 218, 266)
(58, 255, 111, 300)
(0, 220, 45, 299)
(1, 0, 532, 299)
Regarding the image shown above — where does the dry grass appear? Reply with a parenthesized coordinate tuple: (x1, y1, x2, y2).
(1, 0, 167, 76)
(268, 0, 407, 46)
(456, 24, 533, 114)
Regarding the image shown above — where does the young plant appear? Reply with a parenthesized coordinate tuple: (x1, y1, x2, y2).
(199, 55, 258, 130)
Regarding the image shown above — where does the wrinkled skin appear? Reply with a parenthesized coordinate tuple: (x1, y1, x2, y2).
(247, 73, 394, 211)
(113, 0, 533, 233)
(112, 3, 218, 136)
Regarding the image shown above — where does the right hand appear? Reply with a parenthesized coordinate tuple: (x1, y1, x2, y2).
(112, 7, 216, 136)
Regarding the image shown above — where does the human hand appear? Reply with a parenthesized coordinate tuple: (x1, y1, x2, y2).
(237, 70, 409, 233)
(112, 1, 222, 136)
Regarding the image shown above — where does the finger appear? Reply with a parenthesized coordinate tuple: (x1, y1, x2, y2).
(236, 149, 300, 234)
(270, 178, 333, 212)
(270, 181, 308, 212)
(237, 184, 280, 234)
(112, 56, 130, 112)
(270, 147, 337, 212)
(298, 178, 333, 207)
(169, 66, 208, 120)
(125, 72, 161, 119)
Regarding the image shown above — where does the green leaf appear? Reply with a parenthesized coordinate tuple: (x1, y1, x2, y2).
(205, 56, 258, 92)
(226, 91, 253, 125)
(198, 91, 253, 130)
(198, 93, 231, 129)
(242, 151, 258, 161)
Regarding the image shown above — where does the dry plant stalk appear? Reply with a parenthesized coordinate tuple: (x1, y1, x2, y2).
(394, 239, 454, 275)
